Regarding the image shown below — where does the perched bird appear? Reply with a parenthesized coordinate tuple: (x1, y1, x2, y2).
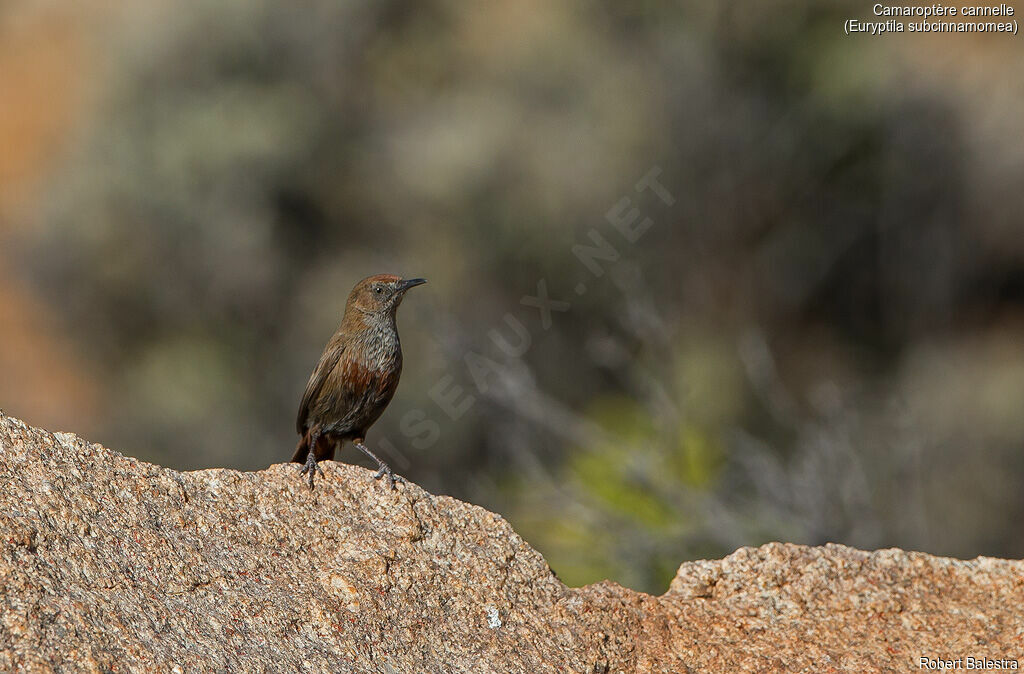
(292, 274, 426, 489)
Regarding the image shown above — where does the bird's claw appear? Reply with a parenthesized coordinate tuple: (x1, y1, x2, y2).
(373, 465, 404, 490)
(298, 455, 324, 489)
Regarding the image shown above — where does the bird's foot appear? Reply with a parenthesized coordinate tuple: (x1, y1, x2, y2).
(353, 440, 404, 490)
(298, 453, 324, 489)
(373, 463, 404, 490)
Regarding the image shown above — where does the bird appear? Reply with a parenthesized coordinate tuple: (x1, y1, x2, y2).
(292, 274, 427, 489)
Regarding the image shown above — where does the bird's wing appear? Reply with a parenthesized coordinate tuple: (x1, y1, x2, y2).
(296, 339, 346, 434)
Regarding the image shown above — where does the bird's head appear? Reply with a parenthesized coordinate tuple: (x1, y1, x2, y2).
(346, 274, 427, 317)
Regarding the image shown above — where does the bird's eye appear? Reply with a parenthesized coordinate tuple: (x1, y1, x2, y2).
(374, 286, 384, 294)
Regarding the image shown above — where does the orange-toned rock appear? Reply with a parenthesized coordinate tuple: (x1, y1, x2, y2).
(0, 412, 1021, 672)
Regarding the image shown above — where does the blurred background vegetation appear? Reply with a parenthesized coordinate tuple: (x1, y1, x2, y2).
(2, 0, 1024, 593)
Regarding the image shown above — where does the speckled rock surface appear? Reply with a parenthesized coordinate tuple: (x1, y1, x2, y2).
(1, 411, 1022, 673)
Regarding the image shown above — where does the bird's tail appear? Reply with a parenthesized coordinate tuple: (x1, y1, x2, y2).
(290, 434, 308, 464)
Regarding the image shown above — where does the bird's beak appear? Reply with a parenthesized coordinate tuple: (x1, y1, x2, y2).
(398, 278, 427, 292)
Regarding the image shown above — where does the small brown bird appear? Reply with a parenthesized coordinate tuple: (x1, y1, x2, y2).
(292, 274, 426, 489)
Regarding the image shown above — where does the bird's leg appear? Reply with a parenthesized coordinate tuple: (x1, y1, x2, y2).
(353, 439, 404, 490)
(298, 427, 325, 489)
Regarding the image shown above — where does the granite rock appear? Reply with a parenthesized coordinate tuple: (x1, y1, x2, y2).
(1, 412, 1021, 672)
